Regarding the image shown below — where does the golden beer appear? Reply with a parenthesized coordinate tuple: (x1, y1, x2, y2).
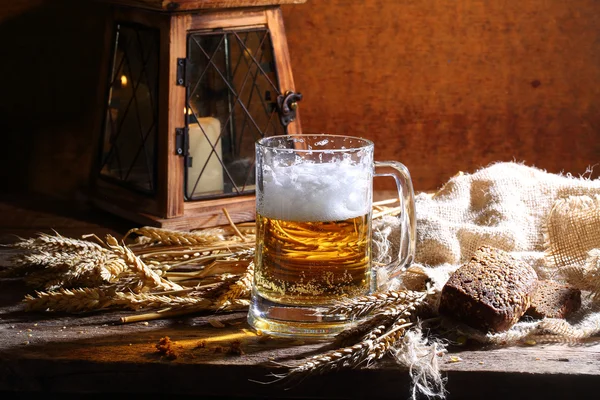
(254, 212, 372, 306)
(249, 134, 415, 338)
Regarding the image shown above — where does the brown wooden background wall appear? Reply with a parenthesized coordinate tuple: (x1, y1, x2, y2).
(1, 0, 599, 197)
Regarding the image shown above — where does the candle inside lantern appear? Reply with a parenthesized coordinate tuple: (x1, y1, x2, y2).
(187, 117, 223, 197)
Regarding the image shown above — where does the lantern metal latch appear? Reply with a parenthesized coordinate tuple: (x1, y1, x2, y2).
(175, 127, 189, 156)
(276, 90, 302, 127)
(176, 58, 187, 86)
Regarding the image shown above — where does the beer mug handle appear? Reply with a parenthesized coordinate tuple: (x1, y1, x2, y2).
(374, 161, 416, 274)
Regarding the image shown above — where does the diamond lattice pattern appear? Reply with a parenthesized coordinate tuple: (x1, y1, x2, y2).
(185, 29, 284, 200)
(100, 24, 159, 194)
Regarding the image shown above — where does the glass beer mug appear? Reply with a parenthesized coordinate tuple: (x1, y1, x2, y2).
(248, 134, 415, 337)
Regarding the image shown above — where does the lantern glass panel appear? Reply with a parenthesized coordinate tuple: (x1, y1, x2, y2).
(99, 23, 160, 194)
(185, 29, 284, 200)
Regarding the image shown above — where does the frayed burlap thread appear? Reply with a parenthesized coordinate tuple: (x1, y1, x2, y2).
(545, 195, 600, 269)
(457, 313, 600, 344)
(392, 326, 447, 400)
(560, 249, 600, 303)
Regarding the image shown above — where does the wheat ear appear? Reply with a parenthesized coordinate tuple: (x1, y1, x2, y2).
(213, 262, 254, 309)
(278, 288, 432, 380)
(24, 287, 115, 312)
(11, 233, 129, 287)
(320, 288, 432, 320)
(334, 290, 430, 347)
(119, 298, 251, 323)
(125, 226, 226, 247)
(105, 235, 182, 291)
(281, 318, 412, 379)
(10, 233, 104, 253)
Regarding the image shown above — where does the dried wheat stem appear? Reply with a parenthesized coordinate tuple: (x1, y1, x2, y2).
(373, 198, 399, 207)
(119, 298, 250, 323)
(168, 274, 240, 289)
(139, 252, 220, 265)
(222, 208, 246, 241)
(121, 309, 197, 324)
(373, 206, 402, 219)
(166, 261, 249, 281)
(134, 243, 253, 260)
(114, 292, 213, 311)
(150, 288, 196, 296)
(216, 298, 251, 311)
(159, 253, 243, 269)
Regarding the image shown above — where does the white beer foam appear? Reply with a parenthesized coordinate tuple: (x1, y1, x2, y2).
(258, 161, 371, 222)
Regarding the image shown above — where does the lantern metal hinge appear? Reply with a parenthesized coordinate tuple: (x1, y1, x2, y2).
(175, 127, 189, 157)
(176, 58, 188, 86)
(276, 90, 303, 128)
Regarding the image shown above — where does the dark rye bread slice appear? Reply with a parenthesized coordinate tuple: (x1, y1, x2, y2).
(526, 280, 581, 319)
(439, 246, 538, 333)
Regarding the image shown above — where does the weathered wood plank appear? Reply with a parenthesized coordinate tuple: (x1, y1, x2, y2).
(1, 196, 599, 399)
(1, 303, 599, 399)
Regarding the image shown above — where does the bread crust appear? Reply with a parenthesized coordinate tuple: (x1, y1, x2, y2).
(526, 280, 581, 319)
(439, 246, 538, 333)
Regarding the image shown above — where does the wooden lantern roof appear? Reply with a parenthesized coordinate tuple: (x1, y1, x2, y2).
(104, 0, 307, 12)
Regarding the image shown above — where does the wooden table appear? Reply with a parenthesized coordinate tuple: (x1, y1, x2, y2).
(1, 195, 599, 399)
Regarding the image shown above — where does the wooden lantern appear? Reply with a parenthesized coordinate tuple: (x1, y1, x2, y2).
(91, 0, 305, 230)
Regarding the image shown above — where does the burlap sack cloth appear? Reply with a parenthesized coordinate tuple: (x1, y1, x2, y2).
(386, 162, 600, 342)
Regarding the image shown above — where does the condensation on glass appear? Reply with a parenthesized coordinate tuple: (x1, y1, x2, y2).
(99, 23, 159, 194)
(184, 29, 284, 200)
